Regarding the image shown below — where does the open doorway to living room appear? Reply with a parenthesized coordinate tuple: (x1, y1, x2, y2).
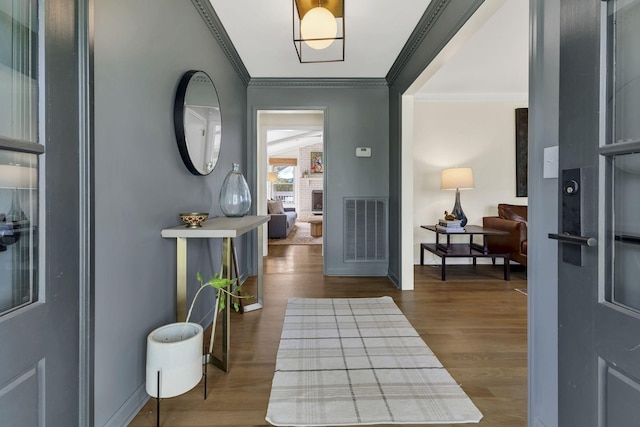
(256, 110, 325, 261)
(401, 0, 529, 287)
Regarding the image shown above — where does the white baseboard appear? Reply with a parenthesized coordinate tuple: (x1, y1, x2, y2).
(102, 382, 149, 427)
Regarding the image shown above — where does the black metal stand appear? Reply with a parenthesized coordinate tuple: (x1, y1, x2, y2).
(204, 358, 208, 400)
(152, 362, 207, 426)
(156, 371, 160, 427)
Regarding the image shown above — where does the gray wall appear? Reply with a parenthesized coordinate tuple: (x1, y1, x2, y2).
(93, 1, 247, 425)
(247, 82, 389, 275)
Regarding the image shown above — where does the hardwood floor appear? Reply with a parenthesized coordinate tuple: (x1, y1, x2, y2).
(129, 245, 527, 427)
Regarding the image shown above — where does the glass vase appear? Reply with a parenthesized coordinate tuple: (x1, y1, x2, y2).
(219, 163, 251, 217)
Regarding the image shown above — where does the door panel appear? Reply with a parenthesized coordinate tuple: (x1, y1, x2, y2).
(0, 0, 86, 425)
(605, 365, 640, 427)
(0, 361, 43, 427)
(558, 0, 640, 425)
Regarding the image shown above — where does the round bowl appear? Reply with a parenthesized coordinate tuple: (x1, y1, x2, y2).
(179, 212, 208, 228)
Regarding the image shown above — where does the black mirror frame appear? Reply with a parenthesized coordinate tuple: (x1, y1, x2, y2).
(173, 70, 221, 176)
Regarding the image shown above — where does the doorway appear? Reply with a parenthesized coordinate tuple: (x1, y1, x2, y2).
(256, 110, 325, 264)
(401, 0, 529, 289)
(399, 1, 562, 426)
(399, 0, 535, 422)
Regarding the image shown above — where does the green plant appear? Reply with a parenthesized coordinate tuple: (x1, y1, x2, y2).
(184, 272, 251, 324)
(180, 272, 253, 347)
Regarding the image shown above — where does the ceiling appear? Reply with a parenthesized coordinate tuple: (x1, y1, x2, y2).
(215, 0, 529, 158)
(416, 0, 528, 99)
(209, 0, 432, 79)
(267, 129, 323, 157)
(208, 0, 528, 98)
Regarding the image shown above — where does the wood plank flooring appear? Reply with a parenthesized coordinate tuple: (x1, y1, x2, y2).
(129, 245, 527, 427)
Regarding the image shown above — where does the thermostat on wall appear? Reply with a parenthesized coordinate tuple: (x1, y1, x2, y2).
(356, 147, 371, 157)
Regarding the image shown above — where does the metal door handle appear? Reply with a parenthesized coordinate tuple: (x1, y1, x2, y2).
(548, 233, 597, 247)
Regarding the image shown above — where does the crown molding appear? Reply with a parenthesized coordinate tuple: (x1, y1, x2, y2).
(386, 0, 449, 85)
(414, 92, 529, 103)
(248, 78, 388, 89)
(191, 0, 251, 86)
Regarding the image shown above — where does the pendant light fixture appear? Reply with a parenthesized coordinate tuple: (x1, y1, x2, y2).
(293, 0, 344, 63)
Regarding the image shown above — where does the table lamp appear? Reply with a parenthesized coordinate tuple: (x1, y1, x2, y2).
(441, 167, 474, 226)
(267, 172, 278, 200)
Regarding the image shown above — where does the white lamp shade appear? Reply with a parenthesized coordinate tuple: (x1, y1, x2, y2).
(441, 167, 474, 190)
(146, 322, 203, 398)
(301, 6, 337, 49)
(267, 172, 278, 182)
(0, 164, 37, 189)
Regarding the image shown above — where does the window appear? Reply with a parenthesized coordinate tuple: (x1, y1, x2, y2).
(272, 166, 295, 205)
(0, 0, 41, 316)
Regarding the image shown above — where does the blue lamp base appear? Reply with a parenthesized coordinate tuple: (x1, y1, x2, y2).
(451, 189, 467, 227)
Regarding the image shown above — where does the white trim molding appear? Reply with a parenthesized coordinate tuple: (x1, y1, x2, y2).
(414, 92, 528, 103)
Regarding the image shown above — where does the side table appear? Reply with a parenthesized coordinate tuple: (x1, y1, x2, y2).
(308, 216, 323, 237)
(161, 215, 270, 371)
(420, 224, 511, 281)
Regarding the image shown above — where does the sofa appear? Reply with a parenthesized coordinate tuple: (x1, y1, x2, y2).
(482, 204, 527, 266)
(267, 200, 297, 239)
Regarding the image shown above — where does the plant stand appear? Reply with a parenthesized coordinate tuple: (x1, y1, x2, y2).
(152, 365, 209, 427)
(146, 322, 205, 427)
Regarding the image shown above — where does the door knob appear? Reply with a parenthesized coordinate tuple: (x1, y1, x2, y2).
(563, 179, 579, 195)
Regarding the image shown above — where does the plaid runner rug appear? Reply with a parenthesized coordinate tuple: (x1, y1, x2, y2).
(265, 296, 483, 426)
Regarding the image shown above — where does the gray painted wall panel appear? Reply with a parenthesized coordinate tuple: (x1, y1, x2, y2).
(93, 1, 247, 425)
(247, 83, 389, 275)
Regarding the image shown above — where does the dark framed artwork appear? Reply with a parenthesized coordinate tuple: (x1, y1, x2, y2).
(515, 108, 528, 197)
(310, 151, 323, 174)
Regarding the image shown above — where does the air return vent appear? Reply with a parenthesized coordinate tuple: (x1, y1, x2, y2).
(344, 198, 387, 262)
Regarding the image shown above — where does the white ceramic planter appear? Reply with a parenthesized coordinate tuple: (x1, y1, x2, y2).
(146, 322, 203, 398)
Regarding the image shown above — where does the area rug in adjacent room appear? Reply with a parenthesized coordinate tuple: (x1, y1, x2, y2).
(268, 221, 322, 246)
(265, 296, 483, 426)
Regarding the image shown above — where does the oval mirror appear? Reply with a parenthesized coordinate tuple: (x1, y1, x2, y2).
(174, 70, 222, 175)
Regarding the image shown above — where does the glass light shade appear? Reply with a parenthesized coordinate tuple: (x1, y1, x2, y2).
(301, 7, 337, 49)
(441, 167, 474, 190)
(267, 172, 278, 182)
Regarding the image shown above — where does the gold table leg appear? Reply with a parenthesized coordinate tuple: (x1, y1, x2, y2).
(176, 237, 187, 322)
(208, 237, 232, 372)
(242, 224, 264, 312)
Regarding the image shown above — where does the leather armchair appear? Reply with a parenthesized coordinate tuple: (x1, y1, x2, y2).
(482, 204, 527, 266)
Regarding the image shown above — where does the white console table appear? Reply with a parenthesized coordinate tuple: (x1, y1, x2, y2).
(161, 215, 269, 371)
